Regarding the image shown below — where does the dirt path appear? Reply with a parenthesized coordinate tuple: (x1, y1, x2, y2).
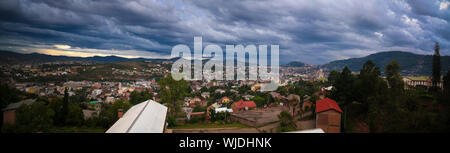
(256, 111, 315, 133)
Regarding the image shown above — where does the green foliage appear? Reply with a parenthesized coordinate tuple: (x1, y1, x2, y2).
(329, 59, 450, 132)
(167, 115, 177, 127)
(189, 116, 205, 124)
(3, 101, 55, 133)
(0, 83, 27, 129)
(322, 51, 450, 76)
(158, 73, 189, 115)
(251, 96, 266, 108)
(93, 99, 132, 128)
(443, 71, 450, 96)
(209, 109, 216, 121)
(432, 42, 441, 90)
(61, 87, 69, 124)
(65, 104, 84, 126)
(385, 61, 404, 94)
(328, 70, 340, 85)
(0, 83, 22, 109)
(278, 111, 295, 130)
(130, 90, 153, 105)
(48, 98, 65, 126)
(192, 105, 206, 112)
(209, 109, 230, 122)
(278, 126, 297, 132)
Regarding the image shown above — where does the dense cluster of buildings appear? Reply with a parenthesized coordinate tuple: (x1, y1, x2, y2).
(1, 60, 442, 133)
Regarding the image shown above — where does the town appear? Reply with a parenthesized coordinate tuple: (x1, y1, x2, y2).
(1, 44, 448, 133)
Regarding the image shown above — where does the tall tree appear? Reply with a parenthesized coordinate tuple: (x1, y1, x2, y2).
(357, 60, 383, 102)
(278, 111, 295, 132)
(338, 67, 354, 105)
(444, 71, 450, 95)
(432, 42, 441, 91)
(158, 73, 189, 116)
(61, 87, 69, 123)
(328, 70, 340, 86)
(385, 61, 404, 94)
(129, 90, 153, 105)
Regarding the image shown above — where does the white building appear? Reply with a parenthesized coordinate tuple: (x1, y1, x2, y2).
(106, 100, 168, 133)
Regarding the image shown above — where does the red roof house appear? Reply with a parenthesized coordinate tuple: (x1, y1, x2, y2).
(231, 100, 256, 112)
(316, 98, 342, 113)
(315, 98, 342, 133)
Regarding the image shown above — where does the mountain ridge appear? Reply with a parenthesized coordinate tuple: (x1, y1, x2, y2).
(0, 50, 175, 64)
(320, 51, 449, 75)
(1, 50, 448, 76)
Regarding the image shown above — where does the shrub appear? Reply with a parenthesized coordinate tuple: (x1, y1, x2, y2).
(167, 115, 177, 127)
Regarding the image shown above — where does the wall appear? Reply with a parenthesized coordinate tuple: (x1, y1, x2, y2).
(315, 110, 341, 133)
(3, 110, 16, 124)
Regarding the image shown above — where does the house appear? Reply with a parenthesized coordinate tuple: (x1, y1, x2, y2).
(82, 109, 98, 119)
(269, 92, 282, 100)
(242, 95, 254, 101)
(215, 89, 226, 94)
(251, 84, 260, 91)
(201, 92, 210, 99)
(315, 98, 342, 133)
(189, 97, 202, 107)
(220, 96, 232, 104)
(231, 100, 257, 112)
(87, 100, 101, 111)
(106, 100, 168, 133)
(402, 77, 443, 89)
(184, 97, 193, 107)
(2, 99, 37, 124)
(104, 96, 116, 103)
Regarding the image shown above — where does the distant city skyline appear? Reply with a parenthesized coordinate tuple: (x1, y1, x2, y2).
(1, 0, 450, 64)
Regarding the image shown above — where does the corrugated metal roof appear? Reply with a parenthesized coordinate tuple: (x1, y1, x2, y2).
(2, 99, 37, 111)
(106, 100, 168, 133)
(285, 128, 325, 133)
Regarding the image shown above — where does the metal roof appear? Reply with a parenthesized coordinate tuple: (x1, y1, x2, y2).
(2, 99, 37, 111)
(106, 100, 168, 133)
(285, 128, 325, 133)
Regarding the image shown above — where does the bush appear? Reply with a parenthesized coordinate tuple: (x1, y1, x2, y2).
(278, 126, 297, 132)
(3, 101, 55, 133)
(189, 116, 203, 124)
(167, 115, 177, 127)
(193, 105, 205, 112)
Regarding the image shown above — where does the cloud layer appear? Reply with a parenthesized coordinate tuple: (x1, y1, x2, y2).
(0, 0, 449, 64)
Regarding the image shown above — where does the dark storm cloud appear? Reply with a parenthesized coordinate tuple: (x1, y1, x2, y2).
(0, 0, 449, 64)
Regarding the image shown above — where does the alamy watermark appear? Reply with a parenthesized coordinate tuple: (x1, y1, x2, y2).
(170, 36, 279, 91)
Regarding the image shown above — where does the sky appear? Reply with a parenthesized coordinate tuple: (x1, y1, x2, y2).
(0, 0, 449, 64)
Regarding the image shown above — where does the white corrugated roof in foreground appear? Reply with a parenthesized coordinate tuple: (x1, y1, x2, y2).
(284, 128, 325, 133)
(106, 100, 168, 133)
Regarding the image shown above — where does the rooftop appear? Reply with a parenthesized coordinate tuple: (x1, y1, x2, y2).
(316, 98, 342, 113)
(2, 99, 37, 111)
(106, 100, 168, 133)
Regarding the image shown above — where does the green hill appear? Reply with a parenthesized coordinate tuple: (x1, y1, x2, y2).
(282, 61, 311, 67)
(321, 51, 449, 76)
